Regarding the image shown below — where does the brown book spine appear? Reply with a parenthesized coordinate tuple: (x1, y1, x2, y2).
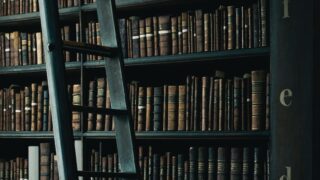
(138, 86, 146, 131)
(230, 148, 242, 180)
(153, 87, 163, 131)
(181, 12, 189, 54)
(195, 10, 203, 52)
(201, 77, 208, 131)
(247, 7, 253, 48)
(227, 6, 235, 50)
(37, 85, 43, 131)
(153, 16, 159, 56)
(139, 19, 146, 57)
(40, 143, 50, 180)
(218, 79, 225, 131)
(96, 78, 105, 131)
(105, 81, 112, 131)
(5, 33, 10, 66)
(0, 90, 3, 131)
(145, 17, 154, 57)
(208, 77, 214, 131)
(266, 73, 270, 130)
(87, 80, 96, 131)
(72, 84, 81, 131)
(235, 8, 241, 49)
(160, 155, 166, 180)
(171, 16, 178, 55)
(213, 79, 219, 131)
(193, 76, 200, 131)
(11, 32, 20, 66)
(31, 83, 37, 131)
(188, 12, 195, 53)
(167, 85, 177, 131)
(185, 76, 191, 131)
(178, 85, 186, 131)
(177, 15, 183, 54)
(36, 32, 43, 64)
(226, 79, 233, 130)
(159, 15, 171, 56)
(15, 90, 21, 131)
(127, 19, 133, 58)
(146, 87, 153, 131)
(172, 155, 177, 180)
(204, 13, 210, 52)
(251, 70, 266, 131)
(166, 152, 172, 180)
(24, 86, 31, 131)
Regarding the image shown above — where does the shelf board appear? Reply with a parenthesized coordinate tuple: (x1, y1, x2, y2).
(85, 47, 269, 68)
(0, 61, 81, 75)
(0, 131, 82, 139)
(84, 131, 270, 141)
(0, 6, 80, 29)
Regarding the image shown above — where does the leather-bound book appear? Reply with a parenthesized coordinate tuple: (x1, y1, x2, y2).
(146, 87, 153, 131)
(227, 6, 235, 50)
(242, 74, 251, 130)
(251, 70, 266, 131)
(184, 160, 189, 180)
(195, 10, 203, 52)
(230, 148, 242, 180)
(217, 147, 226, 180)
(50, 153, 54, 180)
(266, 73, 270, 130)
(193, 76, 200, 131)
(172, 155, 177, 179)
(208, 77, 214, 131)
(64, 26, 70, 61)
(181, 12, 189, 53)
(24, 86, 31, 131)
(139, 19, 146, 57)
(177, 154, 184, 180)
(15, 89, 21, 131)
(201, 77, 208, 131)
(221, 6, 228, 51)
(168, 85, 178, 131)
(242, 147, 251, 180)
(31, 83, 37, 131)
(127, 18, 133, 58)
(87, 80, 96, 131)
(178, 85, 186, 131)
(11, 32, 20, 66)
(166, 152, 172, 180)
(148, 146, 153, 180)
(72, 84, 81, 131)
(20, 89, 25, 131)
(145, 17, 154, 57)
(0, 90, 3, 131)
(188, 12, 194, 53)
(240, 7, 245, 49)
(139, 147, 144, 176)
(37, 84, 43, 131)
(208, 147, 217, 180)
(189, 147, 197, 180)
(198, 147, 207, 180)
(177, 15, 182, 54)
(130, 16, 140, 58)
(153, 153, 160, 180)
(153, 87, 163, 131)
(185, 76, 191, 131)
(163, 85, 168, 131)
(138, 86, 146, 131)
(153, 16, 159, 56)
(119, 18, 128, 58)
(247, 7, 253, 48)
(143, 156, 148, 180)
(42, 81, 49, 131)
(32, 33, 37, 64)
(252, 3, 260, 48)
(40, 143, 50, 180)
(260, 0, 267, 47)
(159, 15, 171, 56)
(96, 78, 105, 131)
(226, 80, 232, 130)
(218, 79, 225, 131)
(4, 33, 10, 66)
(21, 32, 28, 65)
(235, 8, 241, 49)
(213, 79, 219, 130)
(233, 77, 241, 131)
(160, 155, 166, 180)
(36, 32, 43, 64)
(204, 13, 210, 52)
(171, 16, 178, 55)
(253, 147, 263, 180)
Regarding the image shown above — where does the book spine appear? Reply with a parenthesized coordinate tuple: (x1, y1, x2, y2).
(217, 147, 226, 180)
(171, 16, 178, 55)
(265, 73, 270, 130)
(208, 147, 217, 180)
(87, 80, 96, 131)
(260, 0, 267, 46)
(195, 10, 203, 52)
(42, 81, 48, 131)
(162, 85, 168, 131)
(159, 15, 171, 56)
(166, 152, 171, 180)
(204, 13, 210, 52)
(37, 84, 43, 131)
(185, 76, 191, 131)
(153, 87, 163, 131)
(160, 155, 166, 180)
(131, 16, 140, 58)
(227, 6, 235, 50)
(189, 147, 196, 180)
(153, 16, 159, 56)
(193, 76, 200, 131)
(31, 83, 37, 131)
(72, 84, 81, 131)
(233, 77, 241, 131)
(201, 77, 208, 131)
(198, 147, 207, 180)
(177, 154, 184, 180)
(15, 88, 21, 131)
(253, 147, 263, 180)
(105, 81, 112, 131)
(251, 70, 266, 131)
(181, 12, 188, 54)
(145, 17, 154, 57)
(230, 148, 241, 180)
(178, 85, 186, 131)
(167, 85, 177, 131)
(139, 19, 146, 58)
(146, 87, 153, 131)
(96, 78, 105, 131)
(177, 15, 183, 54)
(153, 154, 159, 180)
(138, 86, 146, 131)
(40, 143, 50, 180)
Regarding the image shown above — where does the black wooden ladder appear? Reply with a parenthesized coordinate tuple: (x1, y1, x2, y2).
(38, 0, 138, 179)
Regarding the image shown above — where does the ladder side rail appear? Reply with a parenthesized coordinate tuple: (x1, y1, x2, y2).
(38, 0, 78, 179)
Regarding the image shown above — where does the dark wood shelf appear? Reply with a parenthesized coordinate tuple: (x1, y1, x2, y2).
(84, 131, 270, 141)
(0, 131, 82, 139)
(0, 48, 269, 76)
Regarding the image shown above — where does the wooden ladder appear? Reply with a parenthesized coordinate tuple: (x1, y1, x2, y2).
(38, 0, 138, 179)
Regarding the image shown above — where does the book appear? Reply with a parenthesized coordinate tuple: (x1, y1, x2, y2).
(178, 85, 186, 131)
(72, 84, 81, 131)
(146, 87, 153, 131)
(153, 87, 163, 131)
(96, 78, 105, 131)
(87, 80, 96, 131)
(167, 85, 177, 131)
(251, 71, 266, 131)
(159, 15, 171, 56)
(138, 86, 146, 131)
(198, 147, 207, 180)
(40, 143, 50, 180)
(230, 148, 242, 180)
(217, 147, 226, 180)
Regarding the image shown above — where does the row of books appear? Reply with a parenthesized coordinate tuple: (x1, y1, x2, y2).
(0, 82, 81, 131)
(0, 70, 269, 132)
(121, 1, 267, 59)
(0, 23, 80, 67)
(89, 145, 270, 180)
(0, 157, 28, 179)
(0, 0, 79, 16)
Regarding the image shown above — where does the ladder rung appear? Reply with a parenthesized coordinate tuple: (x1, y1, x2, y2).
(62, 40, 117, 57)
(72, 105, 127, 115)
(77, 171, 138, 178)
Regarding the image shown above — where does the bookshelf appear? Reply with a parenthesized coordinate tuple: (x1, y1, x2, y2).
(5, 0, 319, 179)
